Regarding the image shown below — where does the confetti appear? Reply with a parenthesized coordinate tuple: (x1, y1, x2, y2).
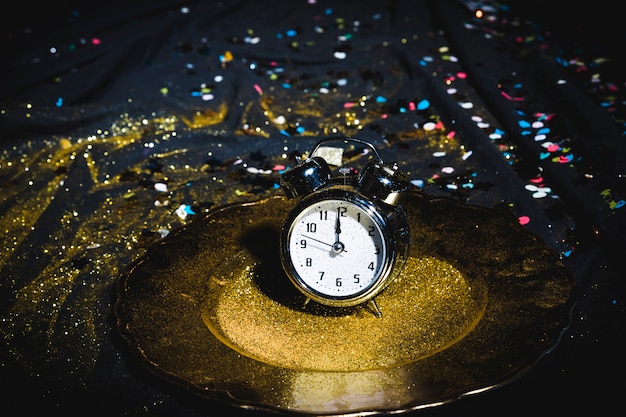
(154, 183, 168, 192)
(175, 204, 196, 219)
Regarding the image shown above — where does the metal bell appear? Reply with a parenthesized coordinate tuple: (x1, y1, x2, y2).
(280, 156, 332, 199)
(357, 160, 409, 205)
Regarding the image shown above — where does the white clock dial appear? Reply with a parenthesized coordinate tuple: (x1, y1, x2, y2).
(285, 198, 387, 299)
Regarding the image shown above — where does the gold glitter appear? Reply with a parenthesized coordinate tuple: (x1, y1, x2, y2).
(202, 256, 486, 372)
(180, 102, 228, 128)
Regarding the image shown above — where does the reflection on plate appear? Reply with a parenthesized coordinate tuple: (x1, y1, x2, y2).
(114, 191, 576, 415)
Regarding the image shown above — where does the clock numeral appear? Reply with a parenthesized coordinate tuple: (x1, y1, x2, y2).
(306, 258, 312, 267)
(367, 262, 374, 270)
(374, 244, 380, 254)
(367, 225, 375, 236)
(319, 210, 328, 220)
(300, 239, 306, 248)
(353, 273, 360, 283)
(335, 277, 342, 287)
(319, 271, 325, 280)
(338, 206, 347, 216)
(306, 223, 317, 233)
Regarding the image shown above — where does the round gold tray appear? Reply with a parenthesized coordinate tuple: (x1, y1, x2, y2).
(114, 191, 576, 415)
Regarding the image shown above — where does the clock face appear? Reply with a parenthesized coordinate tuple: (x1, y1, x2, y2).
(283, 198, 388, 302)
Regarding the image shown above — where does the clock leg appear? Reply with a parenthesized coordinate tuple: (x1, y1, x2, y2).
(368, 299, 383, 318)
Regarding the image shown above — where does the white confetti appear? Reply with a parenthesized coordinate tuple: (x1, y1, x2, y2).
(154, 182, 168, 192)
(423, 122, 437, 131)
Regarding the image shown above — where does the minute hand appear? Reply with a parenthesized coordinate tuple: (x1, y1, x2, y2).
(335, 208, 341, 240)
(332, 207, 345, 254)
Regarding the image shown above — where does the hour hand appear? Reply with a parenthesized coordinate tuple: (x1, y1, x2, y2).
(301, 234, 346, 254)
(301, 235, 333, 248)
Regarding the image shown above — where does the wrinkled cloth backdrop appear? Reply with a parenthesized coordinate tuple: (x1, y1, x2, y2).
(1, 0, 624, 415)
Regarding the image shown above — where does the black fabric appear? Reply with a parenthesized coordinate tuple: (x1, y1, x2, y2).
(1, 0, 624, 415)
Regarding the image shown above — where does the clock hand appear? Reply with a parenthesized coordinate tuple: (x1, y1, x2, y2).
(335, 207, 341, 237)
(333, 208, 345, 254)
(301, 235, 332, 248)
(301, 235, 347, 253)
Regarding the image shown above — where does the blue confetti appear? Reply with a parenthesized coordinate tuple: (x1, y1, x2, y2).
(410, 179, 424, 188)
(417, 99, 430, 110)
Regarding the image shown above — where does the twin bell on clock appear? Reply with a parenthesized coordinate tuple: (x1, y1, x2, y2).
(278, 137, 412, 317)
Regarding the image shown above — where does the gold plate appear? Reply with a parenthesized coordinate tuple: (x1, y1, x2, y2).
(114, 191, 576, 415)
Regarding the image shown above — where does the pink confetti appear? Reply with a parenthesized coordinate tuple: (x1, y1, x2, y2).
(607, 83, 619, 92)
(501, 91, 524, 101)
(518, 216, 530, 225)
(535, 112, 554, 121)
(254, 84, 263, 95)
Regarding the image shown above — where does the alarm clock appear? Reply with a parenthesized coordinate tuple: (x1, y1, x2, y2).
(279, 137, 411, 317)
